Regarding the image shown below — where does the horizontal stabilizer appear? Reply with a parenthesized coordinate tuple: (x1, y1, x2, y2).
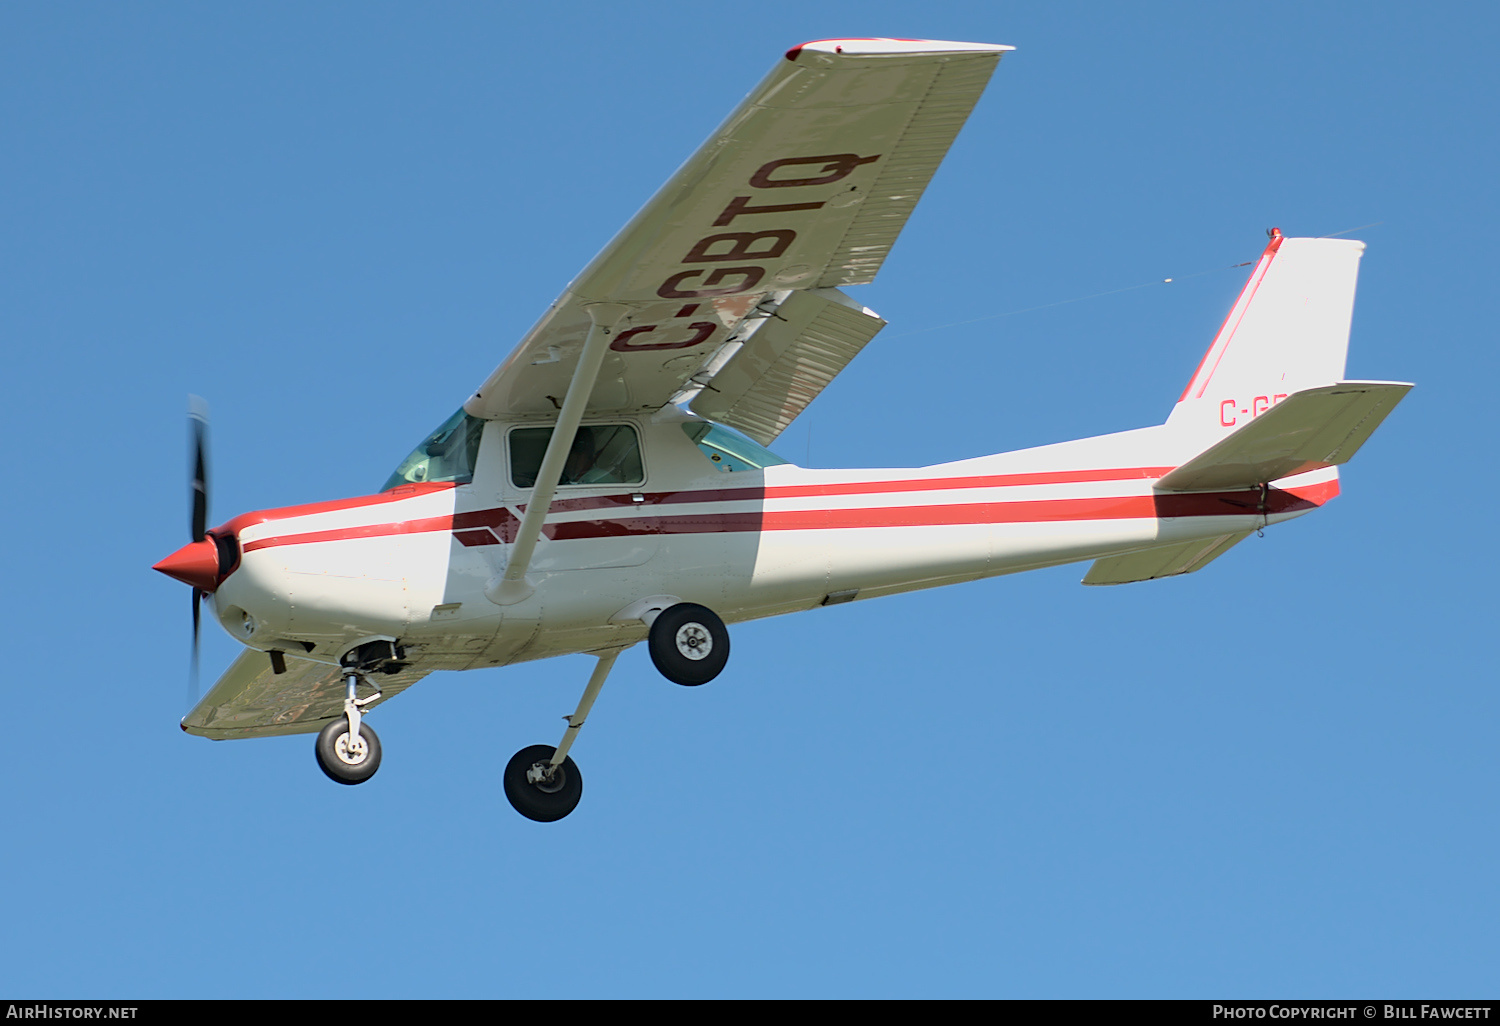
(1158, 380, 1412, 492)
(1082, 530, 1252, 586)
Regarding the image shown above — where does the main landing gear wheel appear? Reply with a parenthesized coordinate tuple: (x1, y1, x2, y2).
(504, 745, 582, 822)
(315, 718, 382, 785)
(648, 602, 729, 686)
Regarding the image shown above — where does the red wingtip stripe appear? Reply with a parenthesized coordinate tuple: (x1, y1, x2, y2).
(786, 37, 932, 61)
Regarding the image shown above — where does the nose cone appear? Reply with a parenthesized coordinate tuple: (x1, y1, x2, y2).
(154, 539, 221, 592)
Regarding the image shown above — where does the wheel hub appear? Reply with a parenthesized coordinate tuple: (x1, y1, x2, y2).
(675, 623, 712, 660)
(526, 761, 567, 793)
(333, 732, 368, 766)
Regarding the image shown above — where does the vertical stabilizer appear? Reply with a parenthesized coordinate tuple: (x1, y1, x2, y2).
(1167, 232, 1365, 441)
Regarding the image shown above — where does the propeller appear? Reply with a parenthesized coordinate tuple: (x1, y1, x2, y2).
(188, 395, 210, 705)
(191, 396, 209, 544)
(155, 396, 243, 709)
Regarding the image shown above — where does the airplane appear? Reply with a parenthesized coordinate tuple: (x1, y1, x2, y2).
(153, 38, 1410, 822)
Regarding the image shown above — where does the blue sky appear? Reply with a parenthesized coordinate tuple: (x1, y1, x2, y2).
(2, 1, 1495, 998)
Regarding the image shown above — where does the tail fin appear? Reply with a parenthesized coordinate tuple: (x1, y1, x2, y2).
(1167, 231, 1366, 439)
(1161, 230, 1412, 491)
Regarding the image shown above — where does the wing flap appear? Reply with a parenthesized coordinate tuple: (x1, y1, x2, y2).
(687, 288, 886, 445)
(1082, 530, 1252, 586)
(181, 649, 428, 740)
(1158, 381, 1412, 492)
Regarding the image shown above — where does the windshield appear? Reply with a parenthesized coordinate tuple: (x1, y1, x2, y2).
(683, 422, 790, 473)
(382, 408, 484, 491)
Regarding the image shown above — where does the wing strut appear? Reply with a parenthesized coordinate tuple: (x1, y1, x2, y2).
(488, 303, 633, 606)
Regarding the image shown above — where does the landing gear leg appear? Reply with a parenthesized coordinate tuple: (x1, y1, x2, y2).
(503, 649, 621, 822)
(314, 669, 384, 785)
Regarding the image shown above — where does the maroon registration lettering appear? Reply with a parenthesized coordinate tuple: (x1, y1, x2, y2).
(657, 266, 766, 298)
(749, 153, 880, 189)
(713, 195, 826, 226)
(610, 322, 718, 352)
(684, 230, 796, 263)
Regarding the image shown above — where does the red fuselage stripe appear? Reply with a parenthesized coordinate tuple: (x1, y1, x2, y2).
(239, 478, 1337, 552)
(523, 466, 1178, 514)
(220, 481, 457, 538)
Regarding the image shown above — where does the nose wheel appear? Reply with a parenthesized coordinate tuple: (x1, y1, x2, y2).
(313, 666, 384, 785)
(315, 717, 382, 784)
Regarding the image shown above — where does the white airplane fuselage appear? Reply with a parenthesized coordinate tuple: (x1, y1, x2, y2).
(206, 410, 1336, 675)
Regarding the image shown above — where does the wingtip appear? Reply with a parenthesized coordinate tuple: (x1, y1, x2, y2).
(785, 38, 1014, 63)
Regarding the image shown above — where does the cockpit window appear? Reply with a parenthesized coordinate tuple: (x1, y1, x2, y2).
(382, 408, 485, 492)
(683, 422, 790, 473)
(510, 424, 644, 488)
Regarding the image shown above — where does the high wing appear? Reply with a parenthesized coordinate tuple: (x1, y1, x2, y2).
(464, 38, 1011, 441)
(181, 649, 428, 740)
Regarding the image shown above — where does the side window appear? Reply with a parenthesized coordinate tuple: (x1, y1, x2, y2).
(682, 422, 790, 473)
(510, 424, 644, 488)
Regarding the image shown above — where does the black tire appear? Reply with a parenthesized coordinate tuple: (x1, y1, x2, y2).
(648, 602, 729, 686)
(503, 744, 583, 822)
(314, 717, 382, 785)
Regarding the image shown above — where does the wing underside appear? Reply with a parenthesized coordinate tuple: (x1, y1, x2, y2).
(465, 39, 1010, 424)
(182, 649, 428, 740)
